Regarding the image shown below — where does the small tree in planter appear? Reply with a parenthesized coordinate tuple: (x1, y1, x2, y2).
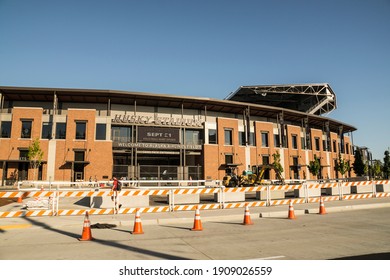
(335, 154, 350, 180)
(308, 155, 321, 179)
(28, 138, 44, 181)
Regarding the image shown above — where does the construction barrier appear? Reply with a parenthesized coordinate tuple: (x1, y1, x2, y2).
(0, 179, 389, 218)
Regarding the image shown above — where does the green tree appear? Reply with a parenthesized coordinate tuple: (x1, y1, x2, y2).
(352, 149, 366, 177)
(308, 155, 321, 179)
(28, 138, 44, 181)
(372, 160, 383, 180)
(335, 153, 350, 179)
(383, 150, 390, 179)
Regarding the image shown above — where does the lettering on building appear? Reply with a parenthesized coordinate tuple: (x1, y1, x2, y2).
(111, 114, 203, 127)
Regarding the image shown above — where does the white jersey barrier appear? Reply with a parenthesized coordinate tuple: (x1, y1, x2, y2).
(0, 179, 389, 218)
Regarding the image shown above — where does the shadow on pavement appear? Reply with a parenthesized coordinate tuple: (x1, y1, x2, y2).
(331, 252, 390, 260)
(21, 216, 191, 260)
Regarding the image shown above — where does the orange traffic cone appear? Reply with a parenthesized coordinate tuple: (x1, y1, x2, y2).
(132, 209, 144, 234)
(191, 206, 203, 231)
(17, 194, 23, 203)
(243, 204, 254, 225)
(288, 200, 296, 219)
(79, 211, 94, 241)
(319, 197, 327, 215)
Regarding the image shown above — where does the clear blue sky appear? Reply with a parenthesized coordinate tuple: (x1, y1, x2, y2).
(1, 0, 389, 160)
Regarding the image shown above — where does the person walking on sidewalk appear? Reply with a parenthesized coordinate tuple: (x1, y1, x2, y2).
(111, 177, 122, 213)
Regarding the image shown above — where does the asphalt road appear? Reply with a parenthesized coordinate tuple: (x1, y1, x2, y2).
(1, 206, 389, 260)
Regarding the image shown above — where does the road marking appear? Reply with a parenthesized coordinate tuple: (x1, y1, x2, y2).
(0, 224, 32, 230)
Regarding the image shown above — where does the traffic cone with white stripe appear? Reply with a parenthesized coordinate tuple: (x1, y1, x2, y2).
(131, 208, 144, 234)
(79, 211, 94, 241)
(319, 197, 327, 215)
(243, 204, 254, 225)
(191, 206, 203, 231)
(288, 200, 296, 219)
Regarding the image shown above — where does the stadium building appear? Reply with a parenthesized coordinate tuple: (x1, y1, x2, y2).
(0, 84, 356, 186)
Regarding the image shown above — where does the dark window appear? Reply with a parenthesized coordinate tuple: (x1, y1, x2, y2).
(1, 121, 11, 138)
(333, 140, 337, 153)
(19, 150, 28, 161)
(224, 129, 233, 145)
(74, 151, 85, 162)
(96, 124, 106, 140)
(21, 120, 32, 138)
(274, 134, 281, 148)
(75, 122, 86, 140)
(55, 123, 66, 139)
(261, 132, 269, 147)
(239, 132, 246, 146)
(208, 129, 217, 144)
(315, 137, 320, 151)
(249, 132, 255, 146)
(292, 135, 298, 149)
(346, 143, 349, 155)
(42, 122, 52, 139)
(322, 140, 327, 151)
(301, 137, 306, 149)
(225, 154, 233, 164)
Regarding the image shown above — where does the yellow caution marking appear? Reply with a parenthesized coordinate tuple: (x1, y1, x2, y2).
(0, 224, 32, 230)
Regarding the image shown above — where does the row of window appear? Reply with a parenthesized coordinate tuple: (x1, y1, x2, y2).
(216, 129, 350, 154)
(0, 120, 107, 140)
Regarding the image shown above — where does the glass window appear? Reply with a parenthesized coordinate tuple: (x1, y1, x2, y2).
(333, 140, 337, 153)
(21, 120, 32, 138)
(1, 121, 12, 138)
(96, 123, 106, 140)
(301, 137, 306, 149)
(208, 129, 217, 144)
(292, 135, 298, 149)
(19, 150, 28, 161)
(111, 126, 132, 142)
(225, 154, 233, 164)
(274, 134, 280, 148)
(315, 137, 320, 151)
(322, 140, 327, 151)
(239, 132, 245, 146)
(249, 132, 255, 146)
(55, 123, 66, 139)
(74, 151, 85, 162)
(261, 132, 269, 147)
(185, 129, 202, 145)
(42, 122, 52, 139)
(346, 143, 349, 154)
(75, 121, 86, 140)
(224, 129, 233, 145)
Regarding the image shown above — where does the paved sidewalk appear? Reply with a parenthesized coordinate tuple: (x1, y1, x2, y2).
(1, 197, 390, 229)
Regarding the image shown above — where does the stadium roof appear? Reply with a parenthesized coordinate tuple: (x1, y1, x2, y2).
(226, 83, 336, 116)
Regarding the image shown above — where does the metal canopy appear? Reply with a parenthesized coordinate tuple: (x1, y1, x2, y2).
(226, 84, 337, 116)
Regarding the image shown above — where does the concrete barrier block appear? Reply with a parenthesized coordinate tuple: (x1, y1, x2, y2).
(351, 185, 373, 194)
(294, 188, 321, 198)
(325, 186, 351, 195)
(214, 191, 245, 202)
(90, 195, 149, 208)
(168, 194, 200, 204)
(256, 190, 285, 200)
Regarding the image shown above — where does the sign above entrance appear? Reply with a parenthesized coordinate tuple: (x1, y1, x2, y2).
(138, 127, 179, 144)
(111, 114, 203, 127)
